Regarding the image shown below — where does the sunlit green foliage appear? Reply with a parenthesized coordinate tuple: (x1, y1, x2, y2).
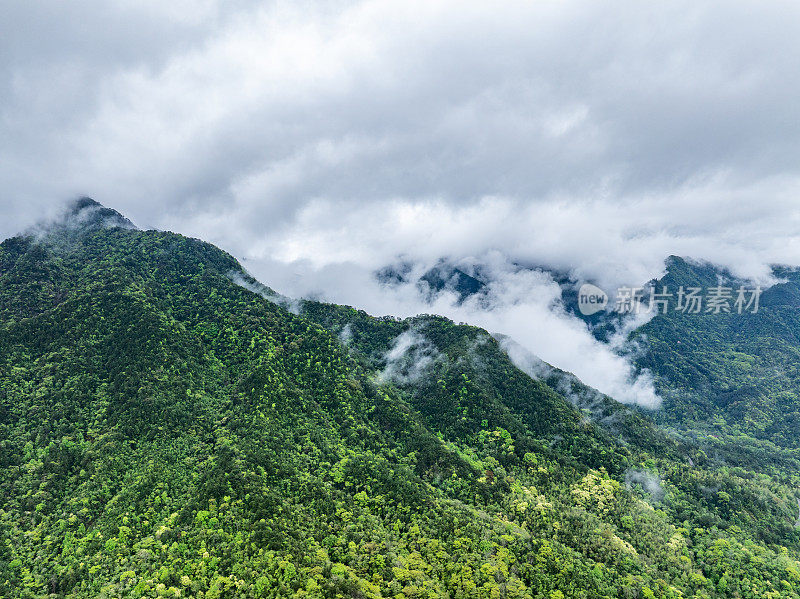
(0, 218, 799, 597)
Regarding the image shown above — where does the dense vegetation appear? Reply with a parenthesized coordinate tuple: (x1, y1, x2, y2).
(634, 257, 800, 471)
(2, 201, 800, 598)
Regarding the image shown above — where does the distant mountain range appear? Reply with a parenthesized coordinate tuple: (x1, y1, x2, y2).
(375, 253, 800, 459)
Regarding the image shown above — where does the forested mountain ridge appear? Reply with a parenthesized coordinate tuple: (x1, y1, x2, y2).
(377, 253, 800, 471)
(632, 257, 800, 469)
(2, 200, 800, 598)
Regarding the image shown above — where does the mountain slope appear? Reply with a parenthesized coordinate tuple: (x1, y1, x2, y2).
(632, 257, 800, 462)
(1, 201, 800, 598)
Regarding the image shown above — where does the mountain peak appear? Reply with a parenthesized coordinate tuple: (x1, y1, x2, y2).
(63, 196, 137, 230)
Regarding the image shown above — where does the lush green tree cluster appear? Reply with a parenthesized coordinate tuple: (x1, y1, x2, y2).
(1, 208, 799, 597)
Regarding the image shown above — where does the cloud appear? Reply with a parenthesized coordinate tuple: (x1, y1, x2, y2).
(625, 469, 665, 503)
(377, 327, 441, 385)
(3, 1, 800, 252)
(338, 323, 354, 345)
(245, 250, 663, 407)
(227, 270, 302, 314)
(4, 1, 800, 406)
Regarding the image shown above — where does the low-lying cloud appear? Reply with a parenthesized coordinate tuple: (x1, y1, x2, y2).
(227, 270, 302, 315)
(625, 469, 665, 503)
(377, 327, 441, 385)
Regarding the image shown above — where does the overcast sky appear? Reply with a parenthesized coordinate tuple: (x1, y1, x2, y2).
(4, 0, 800, 406)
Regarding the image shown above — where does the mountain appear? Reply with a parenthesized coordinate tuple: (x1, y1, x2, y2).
(375, 261, 487, 305)
(2, 200, 800, 598)
(631, 257, 800, 466)
(372, 254, 800, 461)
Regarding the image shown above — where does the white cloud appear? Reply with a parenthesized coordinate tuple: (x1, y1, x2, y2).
(4, 0, 800, 406)
(377, 327, 441, 385)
